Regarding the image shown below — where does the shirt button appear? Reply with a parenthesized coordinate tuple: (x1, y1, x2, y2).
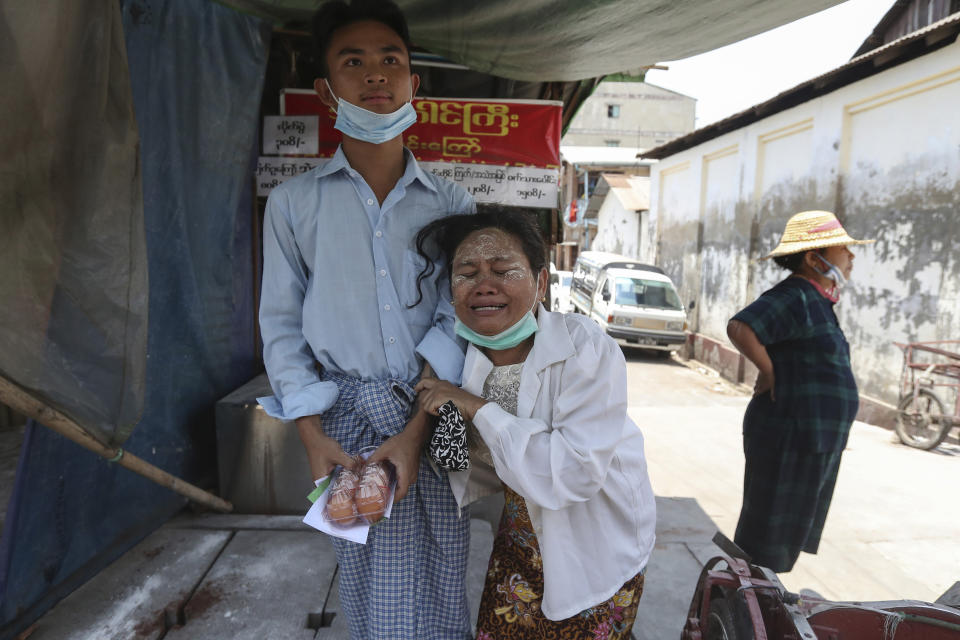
(388, 337, 396, 344)
(366, 198, 374, 205)
(384, 304, 391, 311)
(379, 269, 386, 277)
(375, 230, 383, 238)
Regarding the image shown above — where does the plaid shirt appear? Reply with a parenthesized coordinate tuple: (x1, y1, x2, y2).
(733, 276, 858, 452)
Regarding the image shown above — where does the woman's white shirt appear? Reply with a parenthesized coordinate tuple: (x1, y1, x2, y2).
(447, 307, 657, 621)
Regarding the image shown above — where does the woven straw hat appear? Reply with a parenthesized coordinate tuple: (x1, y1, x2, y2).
(762, 210, 874, 259)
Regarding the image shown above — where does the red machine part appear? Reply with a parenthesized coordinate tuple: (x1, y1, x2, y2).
(806, 601, 960, 639)
(683, 555, 960, 640)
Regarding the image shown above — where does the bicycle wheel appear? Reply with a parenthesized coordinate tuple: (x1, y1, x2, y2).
(895, 389, 948, 450)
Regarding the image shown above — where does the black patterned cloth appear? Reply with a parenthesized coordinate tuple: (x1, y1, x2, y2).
(429, 401, 470, 471)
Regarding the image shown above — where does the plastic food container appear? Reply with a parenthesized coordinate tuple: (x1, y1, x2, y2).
(324, 466, 361, 525)
(323, 448, 395, 526)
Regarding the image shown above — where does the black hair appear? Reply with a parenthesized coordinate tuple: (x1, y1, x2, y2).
(410, 206, 547, 307)
(772, 250, 809, 272)
(312, 0, 413, 77)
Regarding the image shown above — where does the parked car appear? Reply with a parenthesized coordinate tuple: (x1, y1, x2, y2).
(550, 269, 573, 312)
(570, 251, 687, 354)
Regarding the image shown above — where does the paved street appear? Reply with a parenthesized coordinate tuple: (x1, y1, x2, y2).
(626, 345, 960, 637)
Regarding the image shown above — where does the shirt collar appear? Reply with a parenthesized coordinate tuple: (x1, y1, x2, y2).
(401, 147, 438, 193)
(525, 306, 577, 372)
(315, 146, 438, 194)
(793, 275, 839, 304)
(314, 146, 350, 178)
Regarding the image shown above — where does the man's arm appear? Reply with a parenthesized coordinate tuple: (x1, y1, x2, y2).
(258, 190, 350, 478)
(367, 361, 435, 502)
(414, 270, 465, 383)
(296, 415, 357, 480)
(413, 190, 475, 384)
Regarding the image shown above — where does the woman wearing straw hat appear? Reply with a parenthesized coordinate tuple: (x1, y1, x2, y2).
(726, 210, 874, 573)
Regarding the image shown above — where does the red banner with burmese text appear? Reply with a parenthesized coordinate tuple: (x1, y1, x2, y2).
(280, 89, 561, 169)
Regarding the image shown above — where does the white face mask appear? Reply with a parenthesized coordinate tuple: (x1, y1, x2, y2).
(814, 253, 847, 288)
(454, 272, 541, 350)
(325, 79, 417, 144)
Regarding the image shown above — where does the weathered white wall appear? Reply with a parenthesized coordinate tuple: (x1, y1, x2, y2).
(592, 177, 652, 261)
(649, 39, 960, 405)
(593, 193, 641, 258)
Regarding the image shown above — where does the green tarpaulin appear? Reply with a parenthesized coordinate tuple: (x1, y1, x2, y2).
(222, 0, 846, 81)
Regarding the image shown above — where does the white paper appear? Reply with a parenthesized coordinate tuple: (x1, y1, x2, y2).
(262, 115, 319, 155)
(302, 455, 397, 544)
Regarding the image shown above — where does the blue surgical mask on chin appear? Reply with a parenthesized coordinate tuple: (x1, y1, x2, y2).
(814, 253, 847, 288)
(454, 273, 542, 351)
(325, 79, 417, 145)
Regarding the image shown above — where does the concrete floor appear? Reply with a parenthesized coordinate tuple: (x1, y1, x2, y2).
(624, 346, 960, 607)
(22, 348, 960, 639)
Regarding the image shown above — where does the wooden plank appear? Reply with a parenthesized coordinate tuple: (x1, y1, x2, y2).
(165, 513, 310, 531)
(164, 530, 336, 639)
(0, 375, 232, 512)
(29, 528, 231, 640)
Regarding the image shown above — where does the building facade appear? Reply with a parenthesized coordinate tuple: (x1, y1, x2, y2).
(562, 80, 696, 149)
(645, 14, 960, 416)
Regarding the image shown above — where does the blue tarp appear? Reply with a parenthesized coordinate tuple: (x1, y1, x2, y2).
(0, 0, 269, 634)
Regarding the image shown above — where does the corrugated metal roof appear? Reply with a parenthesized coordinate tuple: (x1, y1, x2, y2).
(641, 11, 960, 160)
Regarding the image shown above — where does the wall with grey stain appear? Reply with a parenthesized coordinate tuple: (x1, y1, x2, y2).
(648, 40, 960, 407)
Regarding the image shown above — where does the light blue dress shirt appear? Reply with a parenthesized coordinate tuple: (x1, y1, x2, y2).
(258, 147, 475, 421)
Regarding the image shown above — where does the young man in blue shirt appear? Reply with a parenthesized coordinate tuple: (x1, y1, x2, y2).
(258, 1, 475, 637)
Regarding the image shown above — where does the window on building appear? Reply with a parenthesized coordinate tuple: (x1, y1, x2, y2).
(607, 104, 620, 118)
(604, 140, 620, 147)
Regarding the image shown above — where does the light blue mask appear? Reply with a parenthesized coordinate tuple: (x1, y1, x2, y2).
(814, 253, 847, 288)
(326, 80, 417, 144)
(454, 274, 541, 350)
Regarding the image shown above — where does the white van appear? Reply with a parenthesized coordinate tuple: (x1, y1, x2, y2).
(570, 251, 687, 353)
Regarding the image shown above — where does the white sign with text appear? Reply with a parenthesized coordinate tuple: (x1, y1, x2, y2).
(262, 116, 319, 156)
(256, 156, 558, 208)
(420, 163, 559, 208)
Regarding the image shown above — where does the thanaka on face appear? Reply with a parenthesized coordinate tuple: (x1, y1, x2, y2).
(450, 229, 546, 337)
